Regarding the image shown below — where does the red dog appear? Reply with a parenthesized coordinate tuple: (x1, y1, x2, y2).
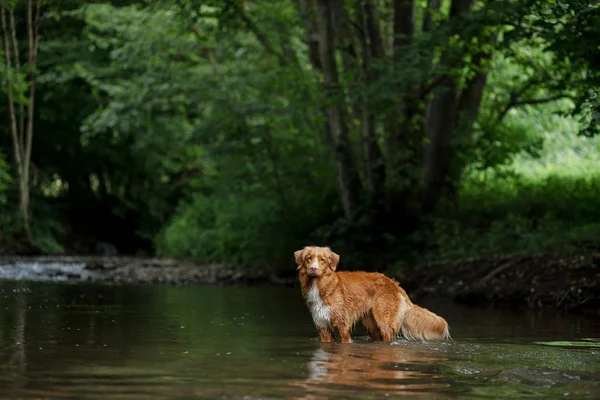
(295, 246, 450, 343)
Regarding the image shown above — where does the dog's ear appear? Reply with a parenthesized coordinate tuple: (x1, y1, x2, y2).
(294, 249, 304, 270)
(328, 249, 340, 271)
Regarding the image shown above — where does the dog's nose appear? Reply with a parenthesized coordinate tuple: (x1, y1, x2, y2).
(309, 267, 317, 273)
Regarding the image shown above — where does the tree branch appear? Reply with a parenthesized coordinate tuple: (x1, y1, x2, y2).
(277, 24, 300, 66)
(495, 78, 540, 125)
(175, 0, 222, 77)
(236, 1, 287, 66)
(417, 74, 446, 99)
(512, 95, 568, 107)
(189, 25, 221, 77)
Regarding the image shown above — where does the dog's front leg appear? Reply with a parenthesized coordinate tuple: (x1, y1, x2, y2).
(338, 329, 352, 343)
(317, 326, 335, 343)
(332, 322, 352, 343)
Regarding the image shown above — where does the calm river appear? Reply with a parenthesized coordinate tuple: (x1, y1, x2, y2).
(0, 280, 599, 399)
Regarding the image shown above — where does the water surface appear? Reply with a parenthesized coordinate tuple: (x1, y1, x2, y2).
(1, 280, 599, 399)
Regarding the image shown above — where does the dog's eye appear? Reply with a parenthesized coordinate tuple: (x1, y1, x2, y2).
(319, 258, 325, 263)
(306, 256, 312, 261)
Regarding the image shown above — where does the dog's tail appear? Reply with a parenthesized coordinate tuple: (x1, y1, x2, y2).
(400, 305, 451, 341)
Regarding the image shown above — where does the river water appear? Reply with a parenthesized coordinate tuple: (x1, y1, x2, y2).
(0, 280, 599, 399)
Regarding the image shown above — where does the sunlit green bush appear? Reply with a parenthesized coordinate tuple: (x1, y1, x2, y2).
(416, 108, 600, 264)
(157, 189, 339, 269)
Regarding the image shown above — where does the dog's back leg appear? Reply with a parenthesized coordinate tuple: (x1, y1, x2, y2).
(371, 293, 407, 342)
(361, 311, 382, 341)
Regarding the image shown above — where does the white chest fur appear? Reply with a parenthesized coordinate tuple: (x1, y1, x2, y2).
(306, 280, 331, 328)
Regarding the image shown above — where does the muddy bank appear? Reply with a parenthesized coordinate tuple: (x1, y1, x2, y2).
(0, 256, 286, 286)
(398, 242, 600, 317)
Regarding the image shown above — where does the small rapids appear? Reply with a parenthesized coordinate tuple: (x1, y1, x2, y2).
(0, 261, 98, 282)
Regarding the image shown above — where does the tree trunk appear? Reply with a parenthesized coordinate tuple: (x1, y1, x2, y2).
(448, 49, 492, 198)
(421, 78, 460, 209)
(379, 0, 419, 223)
(330, 0, 357, 72)
(296, 0, 322, 71)
(316, 0, 361, 221)
(23, 0, 40, 230)
(364, 0, 385, 60)
(421, 0, 475, 210)
(0, 0, 41, 232)
(8, 7, 25, 150)
(386, 0, 416, 160)
(1, 3, 26, 229)
(421, 0, 442, 82)
(295, 0, 331, 170)
(422, 0, 442, 33)
(0, 6, 22, 175)
(331, 0, 362, 135)
(356, 0, 386, 204)
(457, 52, 491, 133)
(393, 0, 414, 59)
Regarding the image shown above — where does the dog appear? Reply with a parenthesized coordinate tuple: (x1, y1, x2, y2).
(294, 246, 450, 343)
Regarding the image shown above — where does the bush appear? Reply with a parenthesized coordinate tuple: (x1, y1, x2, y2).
(419, 175, 600, 263)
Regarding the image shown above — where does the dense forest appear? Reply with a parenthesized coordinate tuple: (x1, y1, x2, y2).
(1, 0, 599, 272)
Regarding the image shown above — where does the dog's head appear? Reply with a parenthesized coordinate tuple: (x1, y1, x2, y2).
(294, 246, 340, 278)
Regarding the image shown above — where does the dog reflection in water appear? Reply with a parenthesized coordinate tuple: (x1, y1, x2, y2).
(291, 343, 450, 399)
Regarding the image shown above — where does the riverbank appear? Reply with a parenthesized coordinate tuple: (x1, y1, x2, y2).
(398, 242, 600, 317)
(0, 256, 285, 286)
(1, 243, 599, 316)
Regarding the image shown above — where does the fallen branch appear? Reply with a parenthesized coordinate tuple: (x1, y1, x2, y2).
(475, 261, 516, 288)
